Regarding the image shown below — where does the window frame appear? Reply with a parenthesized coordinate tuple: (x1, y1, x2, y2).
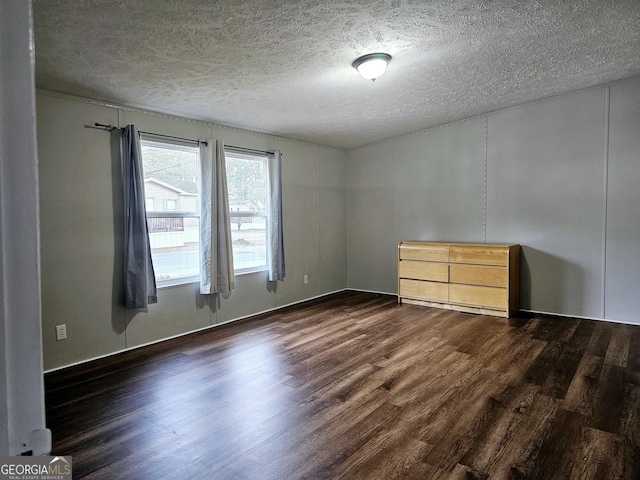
(224, 149, 269, 275)
(142, 139, 201, 288)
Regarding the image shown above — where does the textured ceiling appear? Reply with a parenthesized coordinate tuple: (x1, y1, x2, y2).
(33, 0, 640, 149)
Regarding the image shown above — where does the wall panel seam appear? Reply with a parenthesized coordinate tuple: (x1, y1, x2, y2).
(393, 139, 397, 256)
(316, 149, 320, 296)
(602, 86, 610, 319)
(483, 116, 488, 244)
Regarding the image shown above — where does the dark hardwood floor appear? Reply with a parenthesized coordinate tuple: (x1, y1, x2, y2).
(45, 291, 640, 479)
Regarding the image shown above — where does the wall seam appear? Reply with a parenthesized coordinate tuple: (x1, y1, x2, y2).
(390, 139, 397, 295)
(483, 116, 488, 244)
(342, 151, 347, 289)
(316, 148, 321, 297)
(345, 152, 350, 288)
(601, 86, 610, 319)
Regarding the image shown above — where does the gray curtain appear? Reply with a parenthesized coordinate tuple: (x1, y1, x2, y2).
(122, 125, 157, 308)
(199, 140, 235, 294)
(267, 150, 286, 281)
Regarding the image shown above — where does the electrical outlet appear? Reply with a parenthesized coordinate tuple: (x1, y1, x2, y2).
(303, 274, 309, 285)
(55, 324, 67, 341)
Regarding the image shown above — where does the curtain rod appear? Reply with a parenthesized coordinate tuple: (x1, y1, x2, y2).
(94, 123, 278, 155)
(225, 145, 275, 156)
(94, 123, 208, 146)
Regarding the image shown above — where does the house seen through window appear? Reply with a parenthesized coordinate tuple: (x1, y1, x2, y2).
(141, 141, 270, 286)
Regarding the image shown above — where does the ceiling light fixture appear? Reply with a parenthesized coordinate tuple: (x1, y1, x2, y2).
(352, 53, 392, 82)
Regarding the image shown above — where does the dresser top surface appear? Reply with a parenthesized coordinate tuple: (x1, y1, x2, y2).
(399, 241, 519, 249)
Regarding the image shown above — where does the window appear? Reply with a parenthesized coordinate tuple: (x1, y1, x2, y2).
(141, 140, 200, 286)
(225, 150, 268, 272)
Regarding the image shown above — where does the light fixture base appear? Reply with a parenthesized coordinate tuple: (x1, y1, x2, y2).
(352, 53, 392, 81)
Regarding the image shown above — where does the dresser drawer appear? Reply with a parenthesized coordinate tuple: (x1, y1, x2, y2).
(450, 264, 508, 288)
(399, 261, 449, 282)
(399, 243, 449, 262)
(399, 279, 448, 302)
(449, 284, 508, 309)
(450, 245, 509, 266)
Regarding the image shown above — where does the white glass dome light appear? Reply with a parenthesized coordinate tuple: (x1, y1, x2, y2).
(352, 53, 392, 82)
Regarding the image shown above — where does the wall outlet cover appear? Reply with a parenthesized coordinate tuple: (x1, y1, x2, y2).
(56, 324, 67, 341)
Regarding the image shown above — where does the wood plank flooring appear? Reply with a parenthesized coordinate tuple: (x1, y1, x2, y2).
(45, 291, 640, 479)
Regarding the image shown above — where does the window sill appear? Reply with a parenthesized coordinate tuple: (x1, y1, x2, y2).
(157, 276, 199, 290)
(235, 266, 268, 276)
(156, 268, 267, 289)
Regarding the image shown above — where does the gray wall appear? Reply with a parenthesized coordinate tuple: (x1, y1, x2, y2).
(37, 74, 640, 371)
(605, 77, 640, 321)
(347, 76, 640, 325)
(37, 91, 347, 371)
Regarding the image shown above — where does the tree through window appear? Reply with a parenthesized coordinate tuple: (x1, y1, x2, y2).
(225, 150, 268, 272)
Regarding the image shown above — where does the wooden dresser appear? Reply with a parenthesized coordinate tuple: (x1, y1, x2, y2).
(398, 242, 520, 318)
